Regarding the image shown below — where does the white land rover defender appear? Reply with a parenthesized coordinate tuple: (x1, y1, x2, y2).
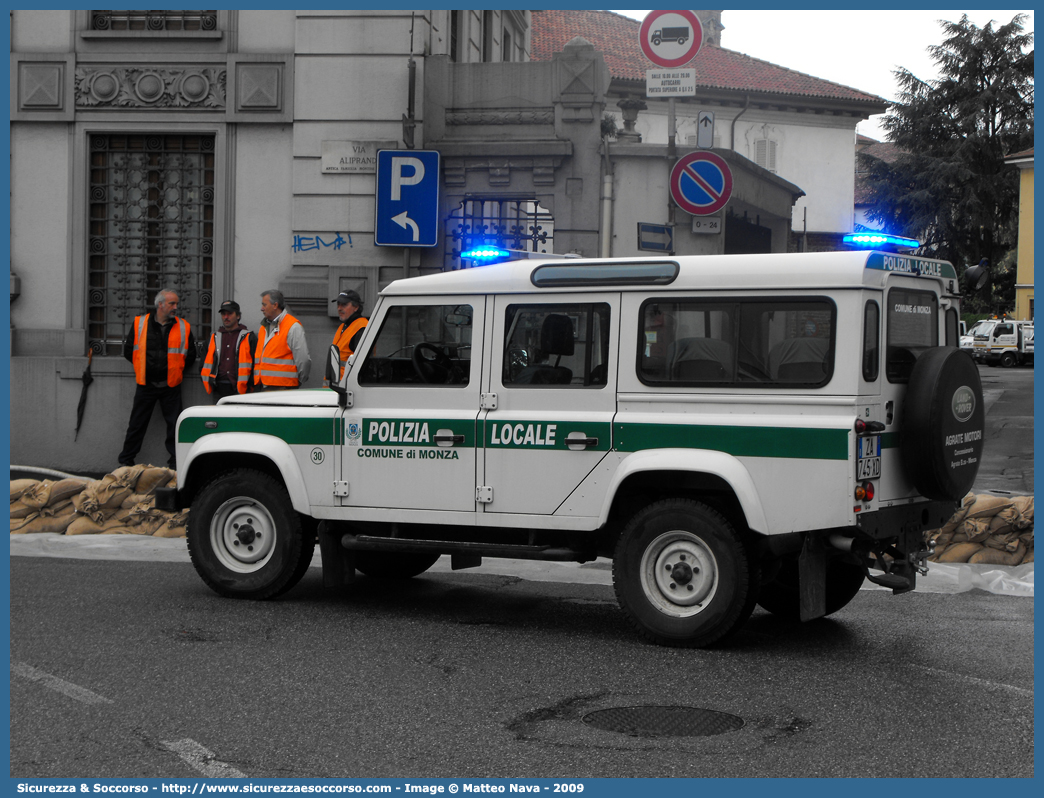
(162, 251, 984, 647)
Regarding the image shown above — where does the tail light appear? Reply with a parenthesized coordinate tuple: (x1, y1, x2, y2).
(854, 481, 875, 501)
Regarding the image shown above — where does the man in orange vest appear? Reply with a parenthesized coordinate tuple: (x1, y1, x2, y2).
(329, 290, 368, 383)
(255, 289, 311, 390)
(118, 288, 197, 469)
(201, 300, 257, 402)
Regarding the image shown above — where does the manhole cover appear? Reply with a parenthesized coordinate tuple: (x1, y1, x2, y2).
(582, 706, 743, 738)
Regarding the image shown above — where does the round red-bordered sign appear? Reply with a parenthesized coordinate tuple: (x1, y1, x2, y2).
(670, 151, 733, 216)
(639, 10, 704, 68)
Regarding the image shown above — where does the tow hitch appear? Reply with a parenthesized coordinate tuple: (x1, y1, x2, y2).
(830, 533, 932, 592)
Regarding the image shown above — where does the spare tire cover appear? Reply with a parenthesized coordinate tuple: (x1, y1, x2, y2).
(900, 347, 985, 500)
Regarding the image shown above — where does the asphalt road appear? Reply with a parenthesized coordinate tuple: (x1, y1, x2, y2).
(9, 555, 1033, 779)
(973, 363, 1034, 494)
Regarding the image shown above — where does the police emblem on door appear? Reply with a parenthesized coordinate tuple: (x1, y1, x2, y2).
(347, 420, 362, 446)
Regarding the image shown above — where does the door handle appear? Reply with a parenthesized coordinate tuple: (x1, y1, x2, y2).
(434, 434, 464, 445)
(566, 436, 598, 449)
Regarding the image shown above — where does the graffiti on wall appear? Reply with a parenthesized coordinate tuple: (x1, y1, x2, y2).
(292, 233, 352, 252)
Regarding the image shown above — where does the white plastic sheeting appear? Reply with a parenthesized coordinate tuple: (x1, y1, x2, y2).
(864, 562, 1034, 596)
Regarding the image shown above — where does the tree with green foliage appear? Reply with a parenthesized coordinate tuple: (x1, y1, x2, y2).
(858, 14, 1033, 312)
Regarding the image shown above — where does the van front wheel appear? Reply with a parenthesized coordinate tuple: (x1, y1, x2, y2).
(613, 499, 756, 648)
(187, 469, 315, 599)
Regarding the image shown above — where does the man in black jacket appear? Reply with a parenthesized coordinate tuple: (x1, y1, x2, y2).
(117, 288, 197, 469)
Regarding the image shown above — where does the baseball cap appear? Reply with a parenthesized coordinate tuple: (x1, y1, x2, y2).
(218, 300, 240, 314)
(333, 290, 363, 306)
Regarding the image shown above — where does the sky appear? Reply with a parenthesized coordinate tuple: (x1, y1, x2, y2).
(613, 9, 1033, 141)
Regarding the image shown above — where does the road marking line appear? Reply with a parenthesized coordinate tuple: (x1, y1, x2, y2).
(909, 664, 1033, 697)
(11, 662, 113, 705)
(162, 738, 247, 779)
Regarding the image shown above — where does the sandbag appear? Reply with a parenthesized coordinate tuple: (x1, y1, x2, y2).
(110, 464, 147, 487)
(66, 514, 132, 536)
(19, 480, 56, 509)
(1010, 496, 1034, 529)
(124, 500, 163, 526)
(10, 513, 39, 533)
(987, 512, 1014, 537)
(1023, 550, 1034, 564)
(17, 507, 77, 535)
(939, 492, 978, 533)
(936, 542, 984, 563)
(134, 467, 175, 495)
(48, 478, 90, 505)
(966, 495, 1014, 519)
(152, 523, 188, 539)
(120, 493, 153, 510)
(9, 498, 37, 519)
(968, 541, 1028, 566)
(10, 479, 40, 501)
(956, 518, 992, 544)
(929, 529, 955, 550)
(39, 498, 74, 517)
(73, 478, 134, 521)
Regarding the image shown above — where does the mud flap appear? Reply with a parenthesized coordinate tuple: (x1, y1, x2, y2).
(798, 535, 827, 621)
(317, 521, 357, 588)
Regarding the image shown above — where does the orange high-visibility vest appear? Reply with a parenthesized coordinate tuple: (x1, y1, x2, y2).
(332, 316, 368, 380)
(132, 314, 190, 387)
(254, 313, 302, 387)
(201, 330, 253, 395)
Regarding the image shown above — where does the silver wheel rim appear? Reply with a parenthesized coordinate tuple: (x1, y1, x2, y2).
(639, 530, 718, 618)
(209, 496, 277, 574)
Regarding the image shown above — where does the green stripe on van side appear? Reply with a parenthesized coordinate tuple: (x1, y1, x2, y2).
(179, 417, 341, 446)
(614, 422, 849, 460)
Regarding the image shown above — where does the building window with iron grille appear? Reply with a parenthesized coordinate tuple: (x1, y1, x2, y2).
(89, 10, 218, 32)
(445, 198, 555, 270)
(88, 133, 215, 357)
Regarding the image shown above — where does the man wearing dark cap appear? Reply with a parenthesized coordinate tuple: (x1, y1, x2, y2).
(330, 290, 368, 383)
(200, 300, 257, 402)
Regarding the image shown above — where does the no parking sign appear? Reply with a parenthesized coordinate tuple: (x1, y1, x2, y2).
(669, 151, 733, 216)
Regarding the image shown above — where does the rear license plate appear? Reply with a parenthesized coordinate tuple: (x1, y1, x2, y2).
(857, 435, 881, 480)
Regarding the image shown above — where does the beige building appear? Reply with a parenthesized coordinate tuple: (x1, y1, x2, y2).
(1005, 148, 1034, 321)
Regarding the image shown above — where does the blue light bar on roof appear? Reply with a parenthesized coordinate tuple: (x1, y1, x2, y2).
(460, 247, 512, 262)
(843, 232, 921, 249)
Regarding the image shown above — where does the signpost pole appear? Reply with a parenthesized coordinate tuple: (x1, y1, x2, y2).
(668, 97, 677, 225)
(668, 97, 676, 158)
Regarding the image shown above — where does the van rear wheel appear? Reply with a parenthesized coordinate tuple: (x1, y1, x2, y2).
(613, 499, 757, 648)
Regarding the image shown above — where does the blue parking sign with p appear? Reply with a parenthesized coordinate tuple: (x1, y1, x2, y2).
(375, 149, 440, 247)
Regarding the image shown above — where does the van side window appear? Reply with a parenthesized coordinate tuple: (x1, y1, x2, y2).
(502, 303, 610, 387)
(863, 301, 880, 381)
(638, 298, 835, 387)
(886, 288, 938, 383)
(358, 304, 473, 386)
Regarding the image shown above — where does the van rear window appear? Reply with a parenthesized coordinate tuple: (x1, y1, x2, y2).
(638, 297, 835, 387)
(886, 288, 938, 382)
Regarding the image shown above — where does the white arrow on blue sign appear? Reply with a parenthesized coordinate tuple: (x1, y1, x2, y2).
(375, 150, 440, 247)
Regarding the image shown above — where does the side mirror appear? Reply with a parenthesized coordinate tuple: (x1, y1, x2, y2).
(326, 344, 347, 408)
